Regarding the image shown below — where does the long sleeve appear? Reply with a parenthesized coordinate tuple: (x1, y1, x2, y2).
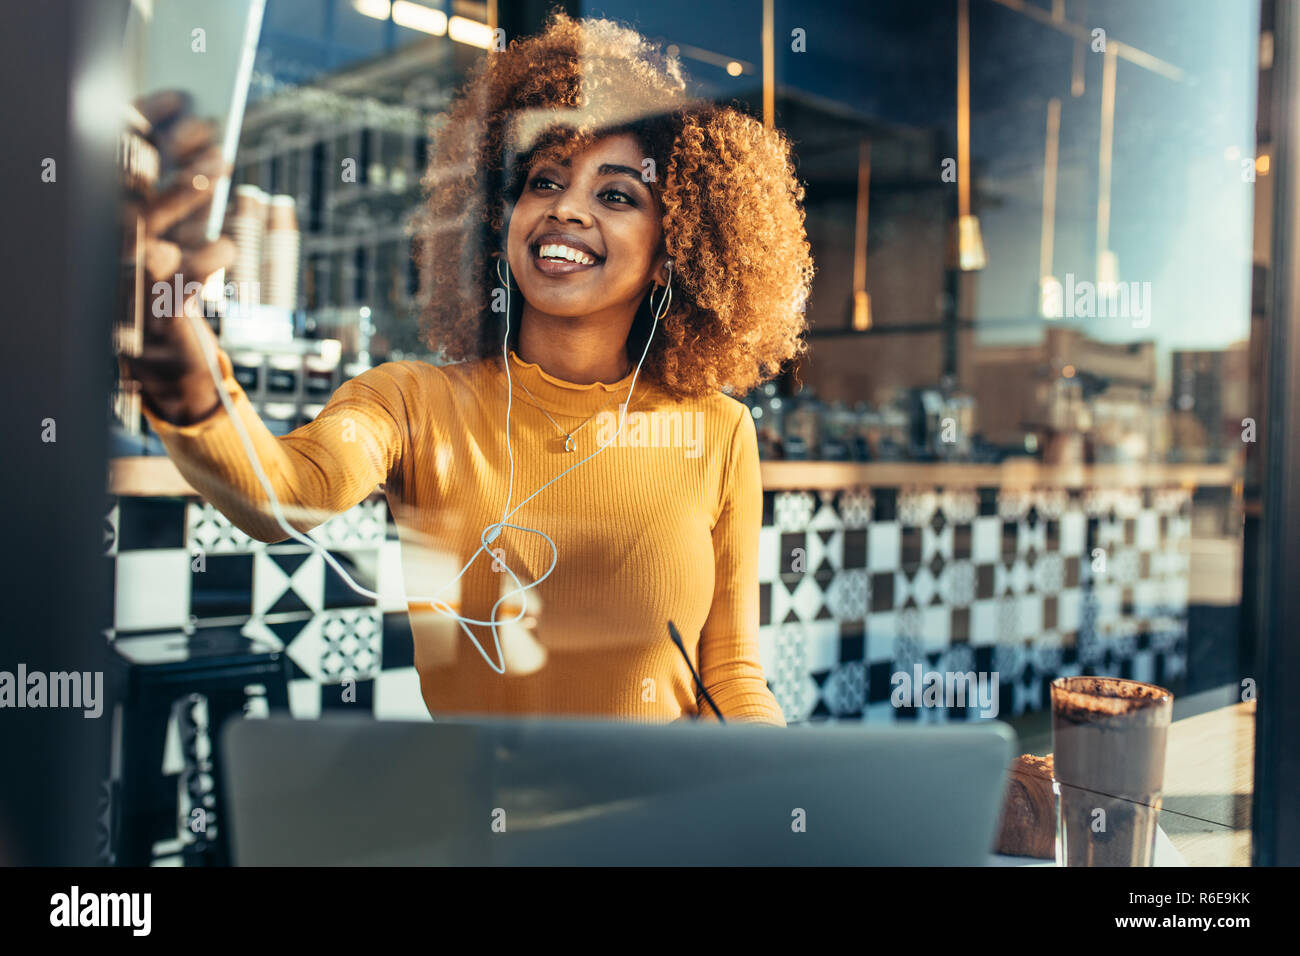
(696, 406, 787, 726)
(139, 347, 410, 543)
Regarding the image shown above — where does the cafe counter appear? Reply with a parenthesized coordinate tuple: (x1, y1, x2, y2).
(107, 454, 1234, 725)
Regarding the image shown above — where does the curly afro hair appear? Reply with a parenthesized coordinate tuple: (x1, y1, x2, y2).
(414, 11, 813, 399)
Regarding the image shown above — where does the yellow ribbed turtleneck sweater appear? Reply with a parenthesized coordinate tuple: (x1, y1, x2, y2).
(141, 347, 786, 726)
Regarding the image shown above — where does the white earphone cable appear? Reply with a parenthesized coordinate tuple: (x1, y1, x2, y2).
(181, 257, 673, 676)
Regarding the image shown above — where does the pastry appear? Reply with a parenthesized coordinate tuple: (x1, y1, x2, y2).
(994, 753, 1056, 859)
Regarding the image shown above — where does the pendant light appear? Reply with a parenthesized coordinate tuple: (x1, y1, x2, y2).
(951, 0, 986, 271)
(853, 138, 873, 330)
(1096, 42, 1119, 290)
(1040, 96, 1063, 317)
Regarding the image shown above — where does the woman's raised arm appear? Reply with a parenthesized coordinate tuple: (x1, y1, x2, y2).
(119, 96, 407, 542)
(139, 343, 409, 543)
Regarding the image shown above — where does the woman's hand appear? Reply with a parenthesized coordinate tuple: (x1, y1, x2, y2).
(119, 91, 237, 426)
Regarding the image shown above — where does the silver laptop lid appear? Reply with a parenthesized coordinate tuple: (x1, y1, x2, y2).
(222, 714, 1014, 865)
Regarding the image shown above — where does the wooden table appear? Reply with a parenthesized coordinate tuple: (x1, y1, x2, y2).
(1158, 700, 1255, 866)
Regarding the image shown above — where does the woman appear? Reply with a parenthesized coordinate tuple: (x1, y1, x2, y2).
(124, 13, 814, 725)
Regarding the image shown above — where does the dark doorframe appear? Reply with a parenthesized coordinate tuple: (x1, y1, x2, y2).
(1253, 0, 1300, 868)
(0, 0, 128, 864)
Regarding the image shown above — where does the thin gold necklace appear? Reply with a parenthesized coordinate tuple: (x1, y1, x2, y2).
(512, 360, 633, 452)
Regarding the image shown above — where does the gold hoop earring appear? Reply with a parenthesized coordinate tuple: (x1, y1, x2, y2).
(651, 257, 675, 318)
(495, 257, 512, 288)
(650, 275, 673, 320)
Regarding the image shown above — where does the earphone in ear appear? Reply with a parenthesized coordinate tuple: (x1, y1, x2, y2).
(650, 257, 674, 320)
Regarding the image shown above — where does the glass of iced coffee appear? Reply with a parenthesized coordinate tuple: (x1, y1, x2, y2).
(1050, 676, 1173, 866)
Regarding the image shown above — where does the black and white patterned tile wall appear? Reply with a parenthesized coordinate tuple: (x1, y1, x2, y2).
(104, 495, 425, 722)
(756, 485, 1191, 723)
(105, 481, 1191, 729)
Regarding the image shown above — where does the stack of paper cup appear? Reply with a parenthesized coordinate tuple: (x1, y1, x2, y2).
(229, 185, 266, 305)
(262, 195, 301, 311)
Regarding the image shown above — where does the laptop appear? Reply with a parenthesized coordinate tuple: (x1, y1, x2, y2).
(221, 713, 1015, 865)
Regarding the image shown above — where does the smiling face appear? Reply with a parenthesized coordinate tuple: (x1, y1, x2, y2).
(506, 133, 668, 326)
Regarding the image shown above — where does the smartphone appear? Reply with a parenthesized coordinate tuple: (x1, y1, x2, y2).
(124, 0, 266, 242)
(112, 0, 265, 434)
